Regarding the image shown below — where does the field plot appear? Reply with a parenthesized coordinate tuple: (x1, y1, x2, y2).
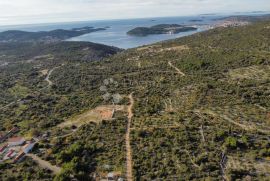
(58, 105, 125, 128)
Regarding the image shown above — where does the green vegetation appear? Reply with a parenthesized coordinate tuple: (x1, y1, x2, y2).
(52, 118, 127, 180)
(0, 20, 270, 180)
(0, 158, 53, 181)
(127, 24, 197, 36)
(0, 26, 106, 42)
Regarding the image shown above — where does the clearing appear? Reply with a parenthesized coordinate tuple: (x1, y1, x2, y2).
(163, 45, 189, 51)
(57, 105, 125, 128)
(137, 44, 189, 53)
(40, 69, 49, 76)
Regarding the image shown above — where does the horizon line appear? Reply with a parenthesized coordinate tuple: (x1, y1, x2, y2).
(0, 11, 269, 28)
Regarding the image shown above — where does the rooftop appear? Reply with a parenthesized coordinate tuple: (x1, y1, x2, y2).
(8, 137, 25, 142)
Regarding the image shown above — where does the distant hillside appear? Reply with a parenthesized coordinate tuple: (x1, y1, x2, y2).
(0, 26, 106, 42)
(219, 14, 270, 22)
(127, 24, 197, 36)
(0, 41, 122, 63)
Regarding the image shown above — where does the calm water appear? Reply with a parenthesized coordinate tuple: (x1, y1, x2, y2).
(67, 16, 219, 49)
(0, 15, 242, 49)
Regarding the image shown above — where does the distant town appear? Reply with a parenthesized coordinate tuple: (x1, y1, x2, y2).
(211, 20, 250, 28)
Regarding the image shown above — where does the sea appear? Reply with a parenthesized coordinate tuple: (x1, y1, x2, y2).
(0, 13, 268, 49)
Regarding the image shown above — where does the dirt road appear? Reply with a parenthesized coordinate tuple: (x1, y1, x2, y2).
(27, 154, 61, 174)
(1, 65, 63, 110)
(45, 67, 60, 86)
(126, 93, 134, 181)
(168, 61, 185, 76)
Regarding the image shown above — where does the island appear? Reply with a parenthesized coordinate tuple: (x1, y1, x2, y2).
(199, 13, 217, 16)
(127, 24, 197, 36)
(189, 19, 203, 22)
(0, 26, 106, 42)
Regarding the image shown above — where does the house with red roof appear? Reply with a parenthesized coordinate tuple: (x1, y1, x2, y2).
(8, 137, 25, 146)
(0, 144, 8, 153)
(6, 149, 15, 158)
(14, 152, 25, 163)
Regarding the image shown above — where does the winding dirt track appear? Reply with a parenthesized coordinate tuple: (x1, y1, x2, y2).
(1, 65, 63, 110)
(45, 69, 54, 86)
(126, 93, 134, 181)
(45, 66, 62, 86)
(168, 61, 185, 76)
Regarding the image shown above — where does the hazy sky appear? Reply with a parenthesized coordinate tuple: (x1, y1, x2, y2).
(0, 0, 269, 25)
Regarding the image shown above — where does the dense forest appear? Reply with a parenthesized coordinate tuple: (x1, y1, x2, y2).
(0, 20, 270, 180)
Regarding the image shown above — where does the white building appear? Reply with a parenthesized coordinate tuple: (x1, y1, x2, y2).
(107, 172, 114, 181)
(22, 143, 35, 153)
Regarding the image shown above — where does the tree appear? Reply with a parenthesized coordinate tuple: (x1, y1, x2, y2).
(224, 137, 238, 149)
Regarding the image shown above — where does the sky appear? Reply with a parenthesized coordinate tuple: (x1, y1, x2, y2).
(0, 0, 269, 25)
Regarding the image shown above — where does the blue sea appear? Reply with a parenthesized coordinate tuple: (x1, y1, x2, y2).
(0, 13, 267, 49)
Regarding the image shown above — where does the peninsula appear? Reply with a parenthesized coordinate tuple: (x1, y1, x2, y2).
(127, 24, 197, 36)
(0, 26, 106, 42)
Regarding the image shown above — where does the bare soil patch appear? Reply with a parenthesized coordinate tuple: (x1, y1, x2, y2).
(163, 45, 189, 51)
(40, 69, 49, 76)
(137, 45, 162, 51)
(137, 44, 189, 53)
(57, 105, 124, 128)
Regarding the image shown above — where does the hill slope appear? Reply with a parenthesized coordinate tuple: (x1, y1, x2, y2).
(0, 21, 270, 180)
